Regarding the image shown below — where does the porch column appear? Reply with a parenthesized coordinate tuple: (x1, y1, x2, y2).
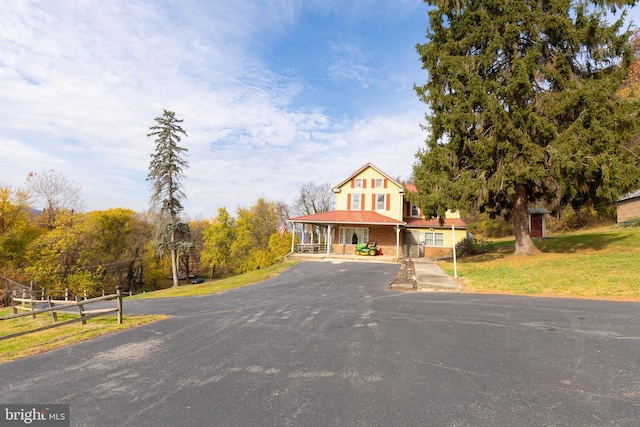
(395, 225, 401, 261)
(290, 221, 295, 253)
(327, 225, 332, 254)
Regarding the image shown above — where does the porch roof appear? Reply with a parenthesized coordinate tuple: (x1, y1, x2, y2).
(288, 210, 405, 226)
(404, 217, 467, 228)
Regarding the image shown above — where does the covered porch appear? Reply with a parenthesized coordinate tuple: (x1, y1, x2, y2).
(288, 211, 406, 260)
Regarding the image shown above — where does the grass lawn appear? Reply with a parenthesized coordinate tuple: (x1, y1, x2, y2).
(439, 226, 640, 301)
(0, 261, 297, 362)
(129, 261, 297, 299)
(0, 309, 166, 363)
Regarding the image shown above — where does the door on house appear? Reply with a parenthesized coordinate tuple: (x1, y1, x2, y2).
(530, 215, 543, 238)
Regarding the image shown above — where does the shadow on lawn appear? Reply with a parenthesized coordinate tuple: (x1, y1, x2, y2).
(460, 230, 633, 263)
(538, 232, 634, 253)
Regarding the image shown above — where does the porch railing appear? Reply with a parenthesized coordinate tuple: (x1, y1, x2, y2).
(296, 243, 332, 254)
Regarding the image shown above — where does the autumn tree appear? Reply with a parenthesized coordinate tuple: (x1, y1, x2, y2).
(25, 212, 95, 295)
(230, 198, 282, 273)
(292, 182, 334, 216)
(202, 199, 291, 275)
(201, 208, 236, 276)
(0, 185, 40, 271)
(188, 218, 211, 277)
(147, 109, 190, 287)
(25, 209, 151, 296)
(413, 0, 640, 256)
(26, 170, 83, 228)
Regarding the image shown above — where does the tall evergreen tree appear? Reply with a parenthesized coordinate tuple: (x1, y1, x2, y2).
(147, 109, 189, 286)
(413, 0, 640, 255)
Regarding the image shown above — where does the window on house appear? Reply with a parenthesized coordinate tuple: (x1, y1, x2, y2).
(374, 178, 384, 188)
(351, 194, 361, 210)
(411, 204, 420, 217)
(354, 179, 363, 188)
(339, 227, 369, 245)
(424, 232, 444, 247)
(376, 194, 386, 210)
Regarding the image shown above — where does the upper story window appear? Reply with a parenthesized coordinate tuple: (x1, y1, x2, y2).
(376, 194, 386, 210)
(373, 178, 384, 188)
(411, 204, 420, 217)
(351, 194, 361, 210)
(354, 179, 363, 188)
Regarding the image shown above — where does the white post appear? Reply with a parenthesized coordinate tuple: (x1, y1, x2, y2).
(290, 222, 295, 253)
(395, 225, 401, 261)
(452, 224, 457, 279)
(327, 225, 332, 254)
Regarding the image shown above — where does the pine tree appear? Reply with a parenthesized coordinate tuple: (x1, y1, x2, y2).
(147, 109, 189, 286)
(412, 0, 640, 255)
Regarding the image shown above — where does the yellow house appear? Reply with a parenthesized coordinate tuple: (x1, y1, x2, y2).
(288, 162, 468, 259)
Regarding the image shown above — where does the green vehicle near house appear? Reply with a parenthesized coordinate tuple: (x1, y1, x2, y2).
(355, 242, 380, 256)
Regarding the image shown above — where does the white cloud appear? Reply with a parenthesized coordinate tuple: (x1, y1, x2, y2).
(0, 0, 428, 217)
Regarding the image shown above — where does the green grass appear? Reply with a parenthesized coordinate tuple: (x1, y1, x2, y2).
(129, 261, 298, 299)
(0, 308, 166, 363)
(441, 226, 640, 300)
(1, 261, 297, 362)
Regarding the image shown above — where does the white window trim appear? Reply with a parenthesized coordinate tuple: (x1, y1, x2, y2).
(351, 194, 361, 210)
(354, 179, 363, 188)
(339, 227, 369, 245)
(424, 232, 444, 247)
(376, 194, 386, 211)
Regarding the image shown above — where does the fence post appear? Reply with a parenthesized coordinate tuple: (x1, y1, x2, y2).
(83, 289, 87, 300)
(102, 290, 105, 297)
(65, 288, 69, 301)
(11, 293, 17, 315)
(48, 296, 58, 322)
(116, 286, 123, 325)
(75, 295, 86, 325)
(30, 292, 36, 319)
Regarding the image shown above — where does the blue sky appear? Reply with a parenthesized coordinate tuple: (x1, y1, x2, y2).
(1, 1, 639, 219)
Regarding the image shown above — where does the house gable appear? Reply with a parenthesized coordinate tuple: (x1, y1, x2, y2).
(332, 162, 404, 221)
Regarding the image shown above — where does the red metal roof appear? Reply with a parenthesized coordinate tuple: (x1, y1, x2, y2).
(404, 183, 417, 193)
(404, 217, 467, 228)
(289, 210, 405, 225)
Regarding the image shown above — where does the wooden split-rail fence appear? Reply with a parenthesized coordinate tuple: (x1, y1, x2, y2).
(0, 287, 124, 341)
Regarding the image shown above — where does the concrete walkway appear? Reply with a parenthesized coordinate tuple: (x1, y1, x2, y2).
(287, 252, 462, 292)
(412, 257, 462, 292)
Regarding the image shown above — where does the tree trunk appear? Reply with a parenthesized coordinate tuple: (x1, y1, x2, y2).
(171, 229, 179, 287)
(512, 183, 541, 256)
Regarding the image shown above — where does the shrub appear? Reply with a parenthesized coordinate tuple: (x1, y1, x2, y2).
(456, 236, 492, 257)
(465, 212, 514, 238)
(546, 205, 616, 232)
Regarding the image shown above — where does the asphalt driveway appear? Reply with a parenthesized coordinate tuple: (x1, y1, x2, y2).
(1, 261, 639, 426)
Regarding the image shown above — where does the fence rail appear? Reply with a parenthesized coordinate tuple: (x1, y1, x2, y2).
(0, 287, 123, 341)
(10, 288, 135, 301)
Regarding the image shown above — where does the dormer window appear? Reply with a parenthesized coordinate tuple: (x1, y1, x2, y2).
(411, 204, 420, 217)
